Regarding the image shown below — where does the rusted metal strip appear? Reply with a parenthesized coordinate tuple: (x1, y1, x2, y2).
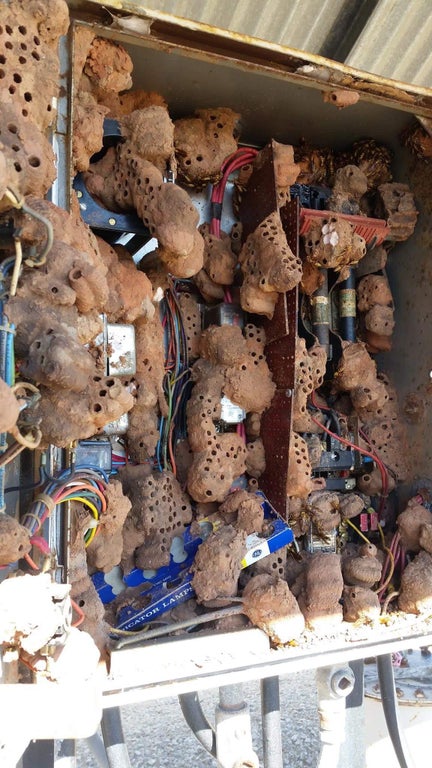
(239, 150, 298, 518)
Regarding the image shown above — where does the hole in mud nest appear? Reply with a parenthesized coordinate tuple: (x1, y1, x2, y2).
(14, 162, 22, 172)
(8, 85, 15, 95)
(13, 73, 22, 83)
(11, 144, 19, 152)
(28, 155, 40, 168)
(78, 599, 85, 607)
(196, 155, 203, 162)
(18, 25, 27, 34)
(93, 404, 102, 413)
(24, 92, 32, 102)
(19, 56, 26, 64)
(99, 390, 107, 397)
(206, 490, 212, 497)
(34, 36, 40, 45)
(106, 379, 115, 387)
(22, 109, 28, 117)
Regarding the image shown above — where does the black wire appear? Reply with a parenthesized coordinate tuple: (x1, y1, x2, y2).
(328, 408, 341, 436)
(376, 654, 415, 768)
(4, 467, 45, 494)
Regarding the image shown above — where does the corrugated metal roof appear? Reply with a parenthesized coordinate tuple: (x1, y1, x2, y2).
(137, 0, 348, 51)
(111, 0, 432, 88)
(345, 0, 432, 87)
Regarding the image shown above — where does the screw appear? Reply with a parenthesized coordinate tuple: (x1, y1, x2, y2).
(76, 190, 82, 198)
(108, 217, 116, 226)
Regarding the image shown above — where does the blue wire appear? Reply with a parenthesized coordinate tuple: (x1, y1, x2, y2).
(45, 465, 110, 484)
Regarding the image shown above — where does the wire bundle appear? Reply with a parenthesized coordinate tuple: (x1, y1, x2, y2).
(21, 467, 108, 548)
(309, 390, 403, 603)
(210, 149, 259, 444)
(309, 390, 389, 510)
(157, 279, 191, 475)
(209, 147, 258, 238)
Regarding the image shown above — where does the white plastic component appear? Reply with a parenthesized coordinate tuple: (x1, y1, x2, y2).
(220, 396, 245, 424)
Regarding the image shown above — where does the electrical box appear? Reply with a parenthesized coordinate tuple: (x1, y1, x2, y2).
(1, 1, 432, 741)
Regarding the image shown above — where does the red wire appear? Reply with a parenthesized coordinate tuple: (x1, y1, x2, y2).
(30, 536, 50, 555)
(24, 552, 39, 570)
(358, 426, 389, 510)
(377, 531, 400, 598)
(39, 482, 107, 527)
(210, 148, 258, 237)
(309, 405, 388, 503)
(71, 599, 85, 628)
(310, 391, 389, 507)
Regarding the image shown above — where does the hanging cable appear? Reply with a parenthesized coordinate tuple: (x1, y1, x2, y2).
(376, 654, 415, 768)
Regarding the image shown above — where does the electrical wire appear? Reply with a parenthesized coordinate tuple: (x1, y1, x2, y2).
(377, 529, 398, 599)
(24, 552, 39, 571)
(158, 283, 191, 475)
(4, 465, 46, 494)
(19, 470, 108, 562)
(71, 599, 85, 628)
(310, 390, 400, 600)
(309, 390, 389, 505)
(210, 148, 258, 238)
(345, 518, 371, 546)
(381, 590, 400, 615)
(209, 148, 258, 303)
(112, 604, 245, 649)
(3, 188, 54, 266)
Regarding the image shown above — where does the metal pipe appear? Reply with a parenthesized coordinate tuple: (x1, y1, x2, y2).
(261, 676, 283, 768)
(101, 707, 131, 768)
(178, 691, 217, 757)
(83, 734, 110, 768)
(216, 684, 259, 768)
(54, 739, 76, 767)
(316, 665, 355, 768)
(376, 653, 415, 768)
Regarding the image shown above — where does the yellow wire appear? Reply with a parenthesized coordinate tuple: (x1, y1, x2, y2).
(376, 547, 395, 594)
(57, 496, 99, 547)
(84, 525, 98, 547)
(376, 522, 395, 594)
(345, 518, 394, 593)
(377, 522, 386, 548)
(345, 518, 371, 545)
